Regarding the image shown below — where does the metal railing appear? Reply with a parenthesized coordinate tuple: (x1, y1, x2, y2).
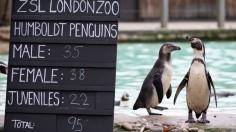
(161, 0, 226, 29)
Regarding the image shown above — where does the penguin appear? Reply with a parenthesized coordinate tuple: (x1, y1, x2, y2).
(173, 36, 217, 123)
(115, 92, 129, 107)
(211, 92, 235, 98)
(0, 61, 7, 75)
(133, 43, 181, 115)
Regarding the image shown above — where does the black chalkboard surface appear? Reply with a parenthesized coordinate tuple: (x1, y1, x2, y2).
(4, 0, 119, 131)
(9, 43, 117, 67)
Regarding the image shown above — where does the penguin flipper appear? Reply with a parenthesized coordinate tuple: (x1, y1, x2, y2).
(153, 73, 164, 104)
(207, 71, 217, 108)
(166, 85, 172, 99)
(174, 72, 189, 105)
(115, 101, 120, 106)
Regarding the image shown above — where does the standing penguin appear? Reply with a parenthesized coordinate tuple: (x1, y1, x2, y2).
(174, 36, 217, 123)
(0, 61, 7, 75)
(133, 43, 181, 115)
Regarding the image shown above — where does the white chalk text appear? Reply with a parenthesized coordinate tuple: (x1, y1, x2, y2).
(11, 119, 34, 129)
(16, 0, 119, 15)
(11, 68, 59, 83)
(7, 91, 60, 106)
(13, 21, 117, 38)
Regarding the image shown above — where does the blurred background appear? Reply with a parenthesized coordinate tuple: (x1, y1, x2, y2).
(0, 0, 236, 117)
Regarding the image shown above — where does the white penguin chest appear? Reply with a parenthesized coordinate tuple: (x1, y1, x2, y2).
(187, 61, 210, 113)
(161, 62, 172, 93)
(120, 100, 129, 107)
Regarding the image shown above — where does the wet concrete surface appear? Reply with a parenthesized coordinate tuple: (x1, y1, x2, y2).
(114, 113, 236, 131)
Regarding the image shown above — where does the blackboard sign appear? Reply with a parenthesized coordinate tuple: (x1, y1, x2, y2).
(4, 0, 119, 131)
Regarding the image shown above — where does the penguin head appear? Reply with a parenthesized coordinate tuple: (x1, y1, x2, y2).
(186, 36, 205, 59)
(160, 43, 181, 55)
(121, 92, 129, 101)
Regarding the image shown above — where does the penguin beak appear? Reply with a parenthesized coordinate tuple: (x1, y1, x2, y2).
(186, 36, 194, 41)
(172, 45, 181, 51)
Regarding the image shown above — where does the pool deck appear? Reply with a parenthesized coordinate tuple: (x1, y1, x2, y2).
(119, 21, 236, 31)
(118, 21, 236, 42)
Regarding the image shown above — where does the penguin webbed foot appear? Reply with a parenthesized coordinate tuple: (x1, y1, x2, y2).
(149, 112, 162, 115)
(185, 118, 196, 123)
(153, 106, 168, 111)
(147, 108, 162, 115)
(197, 118, 210, 123)
(198, 113, 210, 123)
(185, 109, 195, 123)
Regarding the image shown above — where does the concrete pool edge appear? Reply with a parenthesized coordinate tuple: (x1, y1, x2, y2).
(118, 21, 236, 42)
(118, 29, 236, 43)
